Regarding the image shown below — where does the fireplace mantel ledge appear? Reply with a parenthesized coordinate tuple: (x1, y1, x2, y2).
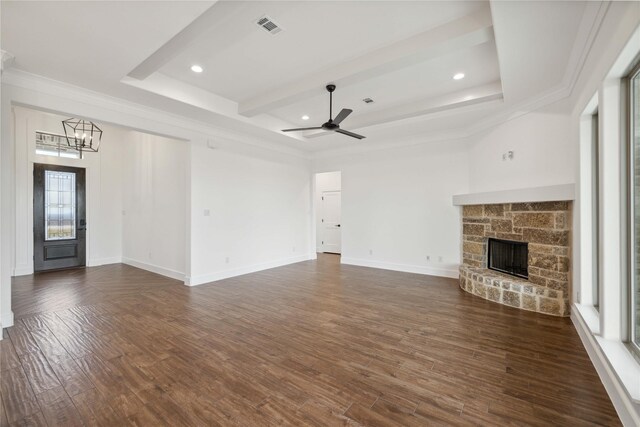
(452, 184, 575, 206)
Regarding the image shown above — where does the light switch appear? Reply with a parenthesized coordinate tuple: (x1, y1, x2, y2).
(204, 209, 210, 216)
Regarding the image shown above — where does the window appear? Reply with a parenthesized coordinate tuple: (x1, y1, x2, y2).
(36, 131, 81, 159)
(630, 61, 640, 353)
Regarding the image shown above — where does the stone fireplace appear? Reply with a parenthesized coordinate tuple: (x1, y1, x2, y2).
(458, 201, 571, 316)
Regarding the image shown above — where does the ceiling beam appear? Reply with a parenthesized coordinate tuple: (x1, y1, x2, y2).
(127, 1, 239, 80)
(121, 72, 307, 142)
(239, 9, 494, 117)
(301, 81, 504, 138)
(123, 72, 238, 115)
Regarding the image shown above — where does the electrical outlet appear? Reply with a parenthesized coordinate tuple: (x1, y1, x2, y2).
(225, 257, 229, 264)
(292, 246, 296, 252)
(369, 249, 373, 255)
(438, 256, 443, 262)
(426, 255, 431, 261)
(204, 209, 210, 216)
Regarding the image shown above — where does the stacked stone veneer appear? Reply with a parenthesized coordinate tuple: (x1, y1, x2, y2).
(459, 201, 571, 316)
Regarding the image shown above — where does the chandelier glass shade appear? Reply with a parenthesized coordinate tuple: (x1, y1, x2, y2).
(62, 118, 103, 153)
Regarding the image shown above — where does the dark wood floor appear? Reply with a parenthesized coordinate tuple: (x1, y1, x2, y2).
(3, 254, 619, 426)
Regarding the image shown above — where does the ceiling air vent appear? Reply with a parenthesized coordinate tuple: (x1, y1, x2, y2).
(363, 98, 374, 104)
(256, 15, 283, 35)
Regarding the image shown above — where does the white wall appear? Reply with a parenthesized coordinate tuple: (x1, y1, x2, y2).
(10, 107, 188, 283)
(187, 141, 313, 285)
(315, 140, 469, 278)
(315, 171, 341, 252)
(121, 131, 187, 280)
(467, 98, 574, 193)
(12, 106, 125, 276)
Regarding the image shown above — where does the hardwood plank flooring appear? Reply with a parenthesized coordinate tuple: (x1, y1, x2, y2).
(3, 254, 619, 426)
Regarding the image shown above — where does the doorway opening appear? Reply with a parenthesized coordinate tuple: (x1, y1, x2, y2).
(33, 163, 86, 272)
(315, 171, 341, 255)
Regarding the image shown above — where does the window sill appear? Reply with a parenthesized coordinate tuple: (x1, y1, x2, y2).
(574, 303, 640, 403)
(577, 303, 601, 334)
(594, 337, 640, 403)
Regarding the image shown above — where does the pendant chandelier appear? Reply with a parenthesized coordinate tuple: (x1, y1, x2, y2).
(62, 118, 103, 153)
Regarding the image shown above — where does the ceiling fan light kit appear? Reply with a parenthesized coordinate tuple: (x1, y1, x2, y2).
(282, 84, 366, 140)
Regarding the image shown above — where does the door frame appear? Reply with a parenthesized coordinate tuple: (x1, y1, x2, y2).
(320, 190, 342, 254)
(32, 163, 87, 272)
(10, 108, 97, 276)
(313, 171, 342, 256)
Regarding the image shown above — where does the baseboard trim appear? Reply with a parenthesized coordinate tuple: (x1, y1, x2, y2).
(186, 254, 314, 286)
(12, 265, 33, 276)
(572, 305, 640, 426)
(340, 257, 459, 279)
(87, 257, 122, 267)
(1, 311, 14, 329)
(121, 257, 185, 282)
(13, 257, 122, 276)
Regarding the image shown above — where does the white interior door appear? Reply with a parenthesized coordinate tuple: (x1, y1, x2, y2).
(321, 191, 341, 254)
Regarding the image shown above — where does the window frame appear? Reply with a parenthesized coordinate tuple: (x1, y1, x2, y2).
(592, 109, 600, 311)
(35, 130, 82, 160)
(628, 58, 640, 357)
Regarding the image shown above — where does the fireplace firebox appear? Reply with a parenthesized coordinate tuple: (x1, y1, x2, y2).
(487, 238, 528, 279)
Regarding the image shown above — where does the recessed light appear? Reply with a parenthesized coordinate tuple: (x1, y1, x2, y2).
(191, 65, 204, 73)
(301, 115, 310, 120)
(453, 73, 465, 80)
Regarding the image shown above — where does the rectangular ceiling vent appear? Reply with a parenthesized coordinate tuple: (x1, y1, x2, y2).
(256, 15, 283, 35)
(363, 98, 374, 104)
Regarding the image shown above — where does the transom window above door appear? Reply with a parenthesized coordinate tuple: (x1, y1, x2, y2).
(35, 131, 81, 159)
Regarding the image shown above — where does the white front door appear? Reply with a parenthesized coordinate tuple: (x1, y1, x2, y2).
(321, 191, 341, 254)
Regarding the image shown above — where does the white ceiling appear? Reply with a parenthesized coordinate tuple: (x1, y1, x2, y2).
(1, 1, 600, 154)
(270, 41, 500, 129)
(160, 1, 488, 102)
(0, 1, 212, 91)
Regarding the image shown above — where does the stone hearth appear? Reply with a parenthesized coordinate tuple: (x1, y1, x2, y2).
(459, 201, 571, 316)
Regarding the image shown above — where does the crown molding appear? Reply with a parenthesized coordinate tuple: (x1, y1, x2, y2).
(1, 69, 311, 160)
(313, 81, 570, 161)
(1, 0, 610, 163)
(563, 1, 611, 98)
(313, 1, 611, 161)
(0, 50, 15, 74)
(0, 67, 578, 163)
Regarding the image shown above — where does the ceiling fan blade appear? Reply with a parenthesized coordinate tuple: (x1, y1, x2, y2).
(281, 127, 323, 132)
(332, 109, 352, 125)
(335, 129, 365, 140)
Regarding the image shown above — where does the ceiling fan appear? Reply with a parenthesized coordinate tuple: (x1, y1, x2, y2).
(282, 84, 365, 140)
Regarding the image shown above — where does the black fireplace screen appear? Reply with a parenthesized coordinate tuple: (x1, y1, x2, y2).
(487, 238, 528, 279)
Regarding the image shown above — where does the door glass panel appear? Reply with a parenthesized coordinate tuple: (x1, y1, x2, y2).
(45, 170, 76, 240)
